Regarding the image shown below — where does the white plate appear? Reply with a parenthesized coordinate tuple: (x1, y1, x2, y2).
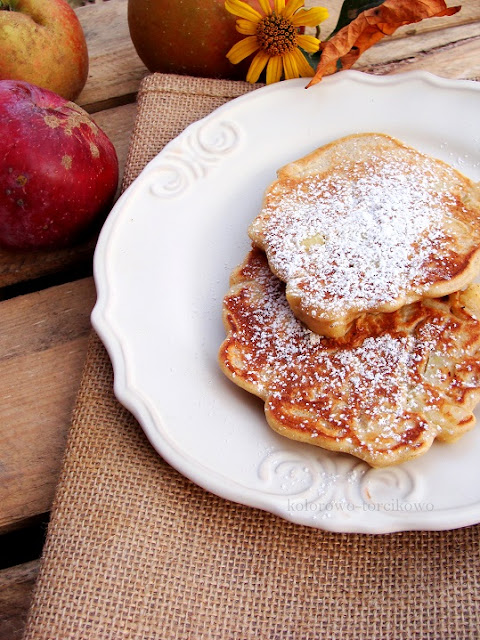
(92, 70, 480, 534)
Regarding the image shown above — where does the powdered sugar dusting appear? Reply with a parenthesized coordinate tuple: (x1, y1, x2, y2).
(250, 144, 467, 319)
(236, 258, 417, 441)
(222, 250, 480, 464)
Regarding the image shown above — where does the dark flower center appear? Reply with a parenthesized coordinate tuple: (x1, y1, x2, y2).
(256, 13, 297, 56)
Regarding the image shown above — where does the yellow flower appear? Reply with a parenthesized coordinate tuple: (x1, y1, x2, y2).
(225, 0, 328, 84)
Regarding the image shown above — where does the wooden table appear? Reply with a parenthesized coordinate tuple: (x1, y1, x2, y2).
(0, 1, 479, 637)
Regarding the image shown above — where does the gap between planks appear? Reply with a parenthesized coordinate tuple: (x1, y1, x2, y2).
(0, 278, 96, 533)
(0, 561, 40, 640)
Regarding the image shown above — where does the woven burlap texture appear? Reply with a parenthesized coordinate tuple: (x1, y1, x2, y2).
(23, 73, 480, 640)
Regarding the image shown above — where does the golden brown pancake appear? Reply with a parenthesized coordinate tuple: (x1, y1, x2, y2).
(248, 133, 480, 338)
(219, 248, 480, 467)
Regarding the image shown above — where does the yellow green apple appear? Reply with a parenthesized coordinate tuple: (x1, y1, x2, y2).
(0, 0, 89, 101)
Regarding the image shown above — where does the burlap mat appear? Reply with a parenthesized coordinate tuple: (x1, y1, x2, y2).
(23, 73, 480, 640)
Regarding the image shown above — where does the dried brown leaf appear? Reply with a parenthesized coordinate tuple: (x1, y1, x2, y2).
(307, 0, 461, 87)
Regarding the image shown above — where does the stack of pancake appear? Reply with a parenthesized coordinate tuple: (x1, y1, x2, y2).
(218, 133, 480, 467)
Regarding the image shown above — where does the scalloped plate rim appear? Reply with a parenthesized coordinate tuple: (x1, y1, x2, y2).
(92, 70, 480, 534)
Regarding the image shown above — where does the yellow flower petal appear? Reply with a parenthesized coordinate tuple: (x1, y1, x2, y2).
(274, 0, 286, 13)
(292, 47, 315, 77)
(291, 7, 329, 27)
(226, 36, 260, 64)
(266, 55, 283, 84)
(297, 34, 320, 53)
(257, 0, 272, 15)
(225, 0, 262, 22)
(282, 50, 299, 80)
(236, 18, 258, 35)
(246, 50, 270, 83)
(283, 0, 304, 18)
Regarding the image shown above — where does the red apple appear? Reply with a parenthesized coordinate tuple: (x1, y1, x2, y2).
(0, 80, 119, 251)
(128, 0, 265, 80)
(0, 0, 89, 101)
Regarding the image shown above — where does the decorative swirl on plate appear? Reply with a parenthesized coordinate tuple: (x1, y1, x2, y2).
(197, 120, 239, 155)
(258, 449, 337, 504)
(358, 467, 419, 502)
(258, 449, 424, 517)
(355, 465, 426, 516)
(150, 119, 241, 198)
(149, 162, 190, 198)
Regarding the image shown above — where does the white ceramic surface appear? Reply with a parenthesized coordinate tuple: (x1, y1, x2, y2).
(92, 70, 480, 534)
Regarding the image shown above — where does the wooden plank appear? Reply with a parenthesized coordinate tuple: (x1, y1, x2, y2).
(357, 20, 480, 79)
(93, 102, 138, 191)
(0, 237, 96, 292)
(361, 34, 480, 80)
(2, 0, 478, 290)
(0, 102, 137, 290)
(75, 0, 148, 111)
(0, 2, 478, 633)
(0, 278, 96, 532)
(0, 1, 141, 289)
(314, 0, 480, 39)
(374, 4, 480, 39)
(74, 0, 479, 112)
(0, 561, 40, 640)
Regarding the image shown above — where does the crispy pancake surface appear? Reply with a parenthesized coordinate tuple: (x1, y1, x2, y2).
(219, 249, 480, 467)
(248, 133, 480, 338)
